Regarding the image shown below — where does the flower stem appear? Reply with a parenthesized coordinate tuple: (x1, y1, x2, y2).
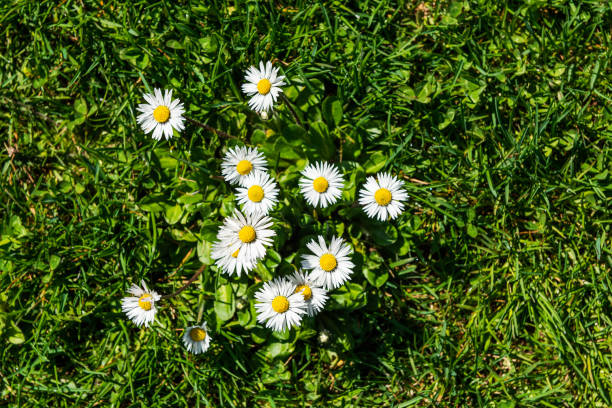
(185, 116, 238, 139)
(161, 264, 206, 300)
(279, 93, 304, 128)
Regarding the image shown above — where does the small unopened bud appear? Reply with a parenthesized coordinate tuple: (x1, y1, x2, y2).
(259, 111, 269, 120)
(318, 329, 331, 344)
(236, 298, 247, 311)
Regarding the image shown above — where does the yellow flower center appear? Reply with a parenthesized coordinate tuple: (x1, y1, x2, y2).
(271, 295, 289, 313)
(374, 188, 392, 206)
(231, 249, 239, 258)
(238, 225, 256, 243)
(257, 78, 272, 95)
(295, 285, 312, 301)
(248, 185, 264, 202)
(138, 294, 152, 311)
(236, 160, 253, 176)
(189, 327, 207, 342)
(319, 253, 337, 272)
(153, 105, 170, 123)
(312, 177, 329, 193)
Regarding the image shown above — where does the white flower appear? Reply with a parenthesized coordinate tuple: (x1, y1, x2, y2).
(254, 278, 307, 331)
(211, 241, 257, 277)
(121, 281, 161, 328)
(288, 270, 328, 317)
(221, 146, 268, 186)
(182, 322, 212, 354)
(301, 236, 355, 290)
(358, 172, 408, 221)
(136, 88, 185, 140)
(299, 162, 344, 208)
(241, 61, 285, 113)
(236, 170, 279, 216)
(215, 210, 275, 263)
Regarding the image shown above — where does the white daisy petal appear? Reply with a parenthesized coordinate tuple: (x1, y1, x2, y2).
(254, 278, 307, 332)
(121, 280, 161, 328)
(136, 88, 185, 139)
(301, 235, 354, 290)
(236, 170, 279, 215)
(299, 162, 345, 208)
(221, 146, 268, 186)
(182, 322, 212, 354)
(241, 60, 285, 113)
(358, 173, 408, 221)
(212, 210, 276, 267)
(288, 270, 328, 317)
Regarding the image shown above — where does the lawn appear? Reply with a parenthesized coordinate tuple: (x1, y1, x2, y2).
(1, 0, 611, 407)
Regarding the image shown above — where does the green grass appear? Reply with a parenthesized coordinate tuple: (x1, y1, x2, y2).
(1, 0, 611, 406)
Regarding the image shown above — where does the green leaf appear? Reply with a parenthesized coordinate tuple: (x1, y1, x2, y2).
(467, 223, 478, 238)
(371, 223, 398, 246)
(138, 194, 167, 212)
(7, 321, 25, 344)
(118, 47, 150, 70)
(49, 255, 61, 270)
(9, 216, 28, 238)
(309, 121, 335, 160)
(322, 96, 343, 127)
(364, 151, 387, 173)
(363, 267, 389, 288)
(330, 283, 367, 310)
(197, 240, 213, 265)
(158, 155, 178, 169)
(164, 205, 182, 225)
(177, 193, 203, 204)
(214, 283, 235, 323)
(262, 341, 293, 360)
(74, 98, 87, 117)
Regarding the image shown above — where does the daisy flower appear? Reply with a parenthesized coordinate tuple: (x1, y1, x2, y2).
(182, 322, 212, 354)
(121, 280, 161, 328)
(221, 146, 268, 186)
(254, 278, 307, 331)
(236, 170, 279, 216)
(241, 61, 285, 113)
(358, 172, 408, 221)
(299, 162, 345, 208)
(211, 241, 257, 277)
(215, 210, 275, 263)
(136, 88, 185, 140)
(301, 236, 355, 290)
(288, 270, 328, 317)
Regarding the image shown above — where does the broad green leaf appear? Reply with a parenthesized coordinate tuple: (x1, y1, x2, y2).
(330, 282, 367, 310)
(363, 267, 389, 288)
(138, 194, 167, 212)
(364, 151, 387, 173)
(322, 96, 343, 127)
(214, 283, 235, 323)
(164, 205, 182, 225)
(7, 322, 25, 344)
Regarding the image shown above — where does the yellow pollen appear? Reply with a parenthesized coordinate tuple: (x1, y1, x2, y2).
(295, 285, 312, 301)
(138, 294, 152, 311)
(189, 327, 207, 341)
(236, 160, 253, 175)
(231, 249, 239, 258)
(153, 105, 170, 123)
(319, 253, 337, 272)
(248, 185, 264, 202)
(271, 296, 289, 313)
(257, 78, 272, 95)
(312, 177, 329, 193)
(238, 225, 256, 243)
(374, 188, 392, 206)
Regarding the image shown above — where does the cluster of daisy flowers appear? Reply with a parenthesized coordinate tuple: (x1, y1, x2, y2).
(122, 60, 408, 355)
